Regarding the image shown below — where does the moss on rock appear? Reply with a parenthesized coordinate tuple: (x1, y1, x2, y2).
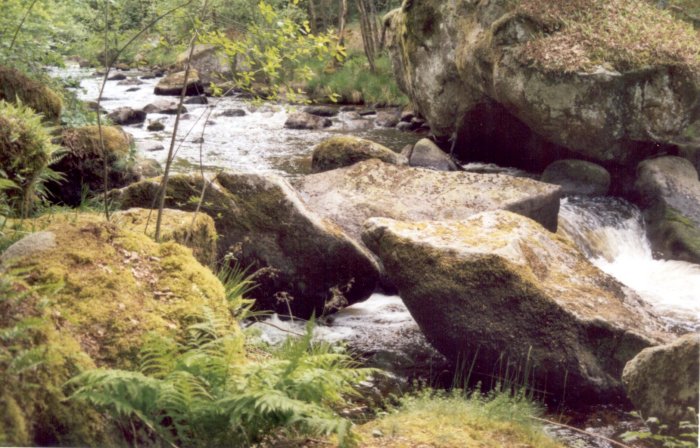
(0, 100, 61, 217)
(311, 136, 408, 173)
(0, 66, 62, 122)
(0, 220, 240, 445)
(51, 126, 139, 206)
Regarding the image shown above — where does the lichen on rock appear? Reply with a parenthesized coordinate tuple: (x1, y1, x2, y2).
(0, 65, 62, 122)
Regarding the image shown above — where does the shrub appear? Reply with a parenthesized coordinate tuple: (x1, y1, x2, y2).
(0, 100, 62, 218)
(305, 52, 408, 106)
(0, 66, 62, 122)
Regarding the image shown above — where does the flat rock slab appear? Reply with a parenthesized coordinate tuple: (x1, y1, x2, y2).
(362, 211, 670, 404)
(293, 159, 562, 242)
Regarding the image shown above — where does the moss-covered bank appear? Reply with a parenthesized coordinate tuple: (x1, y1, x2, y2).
(0, 220, 240, 446)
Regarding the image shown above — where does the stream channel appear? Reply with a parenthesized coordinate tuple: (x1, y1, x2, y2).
(57, 66, 700, 448)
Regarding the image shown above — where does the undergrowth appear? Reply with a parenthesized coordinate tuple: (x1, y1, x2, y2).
(68, 315, 375, 447)
(305, 52, 408, 107)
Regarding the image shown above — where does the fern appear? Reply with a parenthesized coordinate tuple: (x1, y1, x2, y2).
(69, 312, 375, 447)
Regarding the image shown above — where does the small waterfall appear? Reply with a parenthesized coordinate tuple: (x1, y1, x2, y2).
(559, 196, 700, 330)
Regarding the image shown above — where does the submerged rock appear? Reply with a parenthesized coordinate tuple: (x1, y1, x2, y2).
(541, 159, 611, 196)
(50, 125, 139, 206)
(304, 105, 338, 117)
(0, 220, 239, 446)
(142, 99, 187, 115)
(311, 136, 408, 173)
(362, 211, 669, 404)
(294, 159, 562, 243)
(113, 172, 380, 318)
(622, 333, 699, 435)
(154, 69, 203, 96)
(633, 156, 700, 263)
(384, 0, 700, 171)
(284, 111, 332, 130)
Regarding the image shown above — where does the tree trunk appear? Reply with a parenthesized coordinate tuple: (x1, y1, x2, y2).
(307, 0, 318, 33)
(356, 0, 376, 72)
(337, 0, 348, 46)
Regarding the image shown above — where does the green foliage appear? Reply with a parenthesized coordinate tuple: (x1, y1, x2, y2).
(0, 0, 87, 72)
(622, 410, 699, 448)
(306, 51, 408, 106)
(206, 0, 345, 102)
(0, 65, 63, 122)
(0, 100, 63, 218)
(69, 316, 374, 447)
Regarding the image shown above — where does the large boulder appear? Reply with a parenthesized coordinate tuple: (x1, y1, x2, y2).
(541, 159, 611, 196)
(311, 136, 408, 173)
(112, 172, 380, 318)
(173, 44, 231, 86)
(622, 333, 699, 435)
(384, 0, 700, 172)
(142, 99, 187, 115)
(0, 220, 239, 446)
(362, 211, 669, 404)
(633, 156, 700, 263)
(50, 126, 139, 206)
(293, 159, 562, 242)
(154, 69, 204, 96)
(0, 65, 62, 122)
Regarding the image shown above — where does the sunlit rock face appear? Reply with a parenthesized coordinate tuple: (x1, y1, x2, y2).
(363, 210, 671, 405)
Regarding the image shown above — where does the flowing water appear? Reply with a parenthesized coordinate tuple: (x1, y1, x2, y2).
(54, 66, 699, 448)
(559, 196, 700, 332)
(56, 66, 418, 176)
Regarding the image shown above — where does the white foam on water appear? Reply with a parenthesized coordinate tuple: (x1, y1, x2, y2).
(559, 196, 700, 329)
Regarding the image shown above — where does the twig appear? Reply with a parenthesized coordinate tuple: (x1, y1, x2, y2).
(95, 0, 196, 221)
(528, 415, 634, 448)
(254, 320, 305, 337)
(8, 0, 39, 52)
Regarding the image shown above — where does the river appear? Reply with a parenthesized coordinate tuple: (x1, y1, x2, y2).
(57, 66, 699, 448)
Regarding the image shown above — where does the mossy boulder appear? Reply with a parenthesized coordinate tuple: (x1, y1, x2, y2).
(293, 159, 562, 243)
(112, 172, 380, 318)
(50, 125, 139, 206)
(311, 136, 408, 173)
(622, 333, 699, 435)
(362, 211, 669, 404)
(0, 65, 62, 122)
(154, 69, 204, 96)
(0, 220, 240, 446)
(633, 156, 700, 263)
(541, 159, 611, 196)
(384, 0, 700, 171)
